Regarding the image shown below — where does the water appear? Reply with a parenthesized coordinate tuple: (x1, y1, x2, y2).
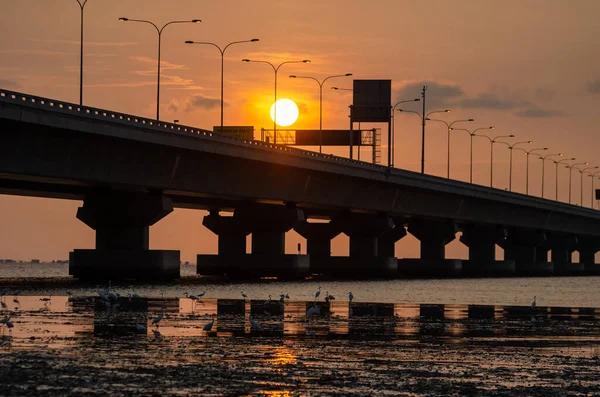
(2, 262, 600, 395)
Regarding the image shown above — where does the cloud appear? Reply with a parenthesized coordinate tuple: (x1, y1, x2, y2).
(0, 79, 20, 89)
(168, 94, 221, 112)
(588, 80, 600, 94)
(0, 49, 73, 57)
(458, 94, 519, 110)
(514, 107, 566, 118)
(31, 39, 137, 47)
(393, 81, 463, 109)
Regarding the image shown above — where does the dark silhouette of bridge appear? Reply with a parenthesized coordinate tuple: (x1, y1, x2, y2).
(1, 89, 599, 280)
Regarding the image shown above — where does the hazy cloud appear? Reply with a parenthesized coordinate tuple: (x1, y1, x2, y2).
(393, 81, 463, 109)
(168, 94, 221, 112)
(0, 79, 20, 89)
(514, 107, 565, 118)
(458, 94, 518, 110)
(31, 39, 137, 47)
(588, 80, 600, 94)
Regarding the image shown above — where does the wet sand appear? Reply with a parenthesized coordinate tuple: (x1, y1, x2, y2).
(1, 294, 600, 396)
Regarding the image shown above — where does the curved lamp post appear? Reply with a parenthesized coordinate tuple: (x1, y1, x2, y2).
(565, 162, 588, 204)
(75, 0, 90, 105)
(119, 17, 201, 121)
(554, 157, 575, 201)
(451, 126, 495, 183)
(397, 108, 451, 174)
(514, 147, 547, 195)
(539, 153, 563, 198)
(242, 59, 310, 144)
(588, 171, 600, 209)
(475, 134, 514, 188)
(579, 166, 599, 207)
(185, 39, 259, 128)
(289, 73, 352, 153)
(497, 140, 532, 192)
(390, 98, 420, 168)
(427, 118, 474, 178)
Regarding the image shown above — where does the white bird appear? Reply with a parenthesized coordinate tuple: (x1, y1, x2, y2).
(531, 296, 537, 309)
(152, 310, 165, 327)
(203, 316, 215, 332)
(241, 292, 248, 299)
(314, 286, 322, 301)
(249, 316, 262, 331)
(348, 292, 354, 302)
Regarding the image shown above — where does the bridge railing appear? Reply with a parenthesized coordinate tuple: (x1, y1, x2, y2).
(0, 88, 390, 172)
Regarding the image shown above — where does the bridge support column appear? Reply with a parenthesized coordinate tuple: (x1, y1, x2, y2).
(401, 219, 462, 276)
(69, 191, 179, 281)
(499, 229, 553, 275)
(337, 213, 397, 276)
(294, 221, 341, 274)
(197, 204, 309, 279)
(460, 225, 515, 276)
(577, 237, 600, 275)
(548, 234, 580, 275)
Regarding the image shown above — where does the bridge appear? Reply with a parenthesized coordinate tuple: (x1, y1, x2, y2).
(2, 88, 600, 280)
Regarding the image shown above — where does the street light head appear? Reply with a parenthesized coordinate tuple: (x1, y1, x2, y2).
(251, 38, 260, 42)
(184, 40, 194, 44)
(528, 140, 533, 143)
(509, 134, 515, 137)
(490, 126, 495, 129)
(586, 162, 590, 165)
(289, 75, 297, 78)
(345, 73, 353, 76)
(413, 98, 421, 102)
(302, 60, 311, 63)
(192, 19, 202, 23)
(570, 157, 576, 160)
(444, 109, 451, 112)
(558, 153, 563, 156)
(468, 118, 475, 121)
(118, 17, 129, 21)
(331, 87, 339, 90)
(397, 109, 405, 112)
(542, 148, 548, 150)
(242, 59, 250, 62)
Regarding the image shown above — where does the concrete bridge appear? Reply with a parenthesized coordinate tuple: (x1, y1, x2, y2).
(1, 88, 600, 280)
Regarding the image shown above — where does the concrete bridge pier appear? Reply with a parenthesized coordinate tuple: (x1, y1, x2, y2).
(548, 234, 581, 275)
(338, 213, 397, 276)
(294, 221, 341, 275)
(69, 191, 180, 280)
(577, 237, 600, 275)
(460, 225, 515, 276)
(400, 220, 462, 277)
(500, 229, 553, 275)
(197, 204, 309, 279)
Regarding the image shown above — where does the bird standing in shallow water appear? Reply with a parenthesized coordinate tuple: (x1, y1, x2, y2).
(203, 316, 215, 333)
(249, 316, 262, 331)
(348, 292, 354, 302)
(531, 296, 537, 309)
(241, 292, 248, 300)
(314, 286, 321, 301)
(152, 309, 165, 327)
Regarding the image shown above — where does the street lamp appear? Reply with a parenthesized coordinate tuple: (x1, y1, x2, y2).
(497, 140, 532, 191)
(579, 166, 598, 206)
(391, 98, 420, 168)
(451, 126, 494, 183)
(427, 118, 474, 178)
(539, 153, 563, 198)
(119, 17, 201, 121)
(75, 0, 90, 105)
(289, 73, 352, 153)
(514, 147, 547, 195)
(475, 134, 514, 188)
(554, 158, 576, 201)
(242, 58, 311, 144)
(397, 108, 451, 174)
(588, 172, 600, 209)
(185, 39, 259, 128)
(565, 162, 588, 204)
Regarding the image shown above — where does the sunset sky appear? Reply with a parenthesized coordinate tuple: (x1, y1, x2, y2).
(1, 0, 600, 262)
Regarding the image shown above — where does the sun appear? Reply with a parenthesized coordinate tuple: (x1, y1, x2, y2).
(270, 99, 299, 127)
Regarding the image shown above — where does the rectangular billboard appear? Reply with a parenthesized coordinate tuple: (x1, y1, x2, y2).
(351, 80, 391, 122)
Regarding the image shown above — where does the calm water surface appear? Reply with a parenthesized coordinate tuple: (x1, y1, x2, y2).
(2, 262, 600, 396)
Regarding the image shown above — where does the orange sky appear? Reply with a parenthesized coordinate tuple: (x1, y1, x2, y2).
(1, 0, 600, 262)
